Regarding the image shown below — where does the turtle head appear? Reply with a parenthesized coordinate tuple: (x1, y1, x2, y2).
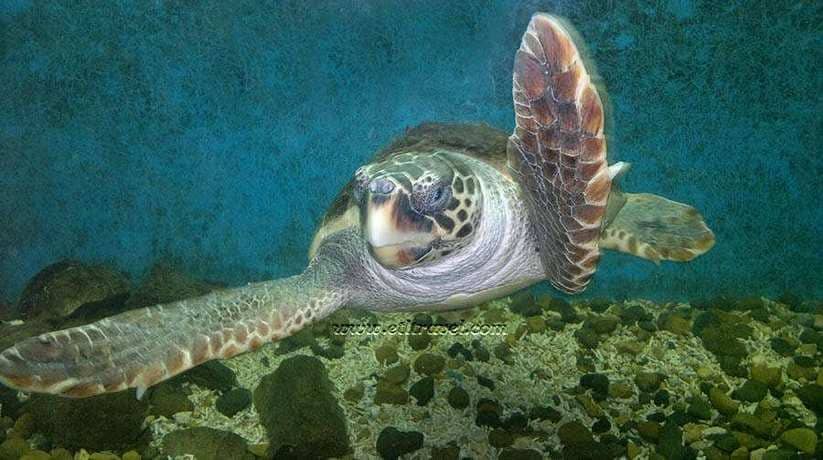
(354, 152, 482, 269)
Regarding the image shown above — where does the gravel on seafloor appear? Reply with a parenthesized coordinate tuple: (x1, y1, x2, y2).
(0, 295, 821, 459)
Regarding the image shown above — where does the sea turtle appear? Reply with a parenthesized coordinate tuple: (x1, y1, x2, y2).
(0, 13, 714, 398)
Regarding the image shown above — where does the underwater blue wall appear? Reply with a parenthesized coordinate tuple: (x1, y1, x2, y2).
(1, 0, 820, 304)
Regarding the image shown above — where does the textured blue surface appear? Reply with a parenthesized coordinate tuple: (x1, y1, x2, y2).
(1, 0, 820, 303)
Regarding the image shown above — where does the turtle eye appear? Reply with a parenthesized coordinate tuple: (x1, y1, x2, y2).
(419, 183, 451, 215)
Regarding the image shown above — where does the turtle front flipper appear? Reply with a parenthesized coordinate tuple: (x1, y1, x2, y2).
(507, 14, 610, 294)
(0, 251, 349, 398)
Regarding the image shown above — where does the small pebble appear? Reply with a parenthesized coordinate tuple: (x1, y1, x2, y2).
(635, 372, 664, 392)
(374, 344, 399, 365)
(751, 362, 782, 388)
(529, 405, 562, 423)
(409, 376, 434, 406)
(733, 379, 768, 402)
(525, 316, 546, 333)
(589, 314, 619, 334)
(687, 396, 713, 420)
(374, 381, 409, 405)
(447, 387, 470, 409)
(383, 362, 411, 384)
(653, 389, 670, 406)
(580, 373, 610, 397)
(709, 387, 740, 416)
(476, 375, 495, 390)
(769, 337, 796, 356)
(50, 449, 74, 460)
(574, 327, 600, 349)
(20, 450, 51, 460)
(609, 382, 634, 399)
(215, 388, 252, 418)
(637, 421, 661, 442)
(121, 451, 141, 460)
(376, 427, 424, 459)
(779, 427, 817, 454)
(343, 383, 365, 402)
(475, 399, 502, 428)
(592, 417, 611, 434)
(407, 333, 431, 351)
(557, 421, 593, 447)
(413, 353, 445, 376)
(493, 343, 514, 364)
(446, 343, 472, 360)
(488, 428, 514, 448)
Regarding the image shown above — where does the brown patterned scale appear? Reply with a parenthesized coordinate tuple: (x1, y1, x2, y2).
(508, 14, 610, 294)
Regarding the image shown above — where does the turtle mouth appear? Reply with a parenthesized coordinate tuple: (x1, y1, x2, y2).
(364, 190, 438, 269)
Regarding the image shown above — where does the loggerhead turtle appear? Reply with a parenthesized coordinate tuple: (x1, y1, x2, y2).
(0, 14, 714, 398)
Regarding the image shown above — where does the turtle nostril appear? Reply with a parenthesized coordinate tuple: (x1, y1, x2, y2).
(369, 179, 395, 195)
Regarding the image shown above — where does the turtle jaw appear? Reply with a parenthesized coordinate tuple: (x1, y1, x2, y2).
(364, 190, 438, 269)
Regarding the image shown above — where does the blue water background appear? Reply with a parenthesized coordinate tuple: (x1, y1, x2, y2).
(1, 0, 820, 303)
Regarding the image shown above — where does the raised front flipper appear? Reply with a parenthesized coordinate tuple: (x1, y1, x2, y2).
(507, 14, 610, 294)
(0, 262, 348, 398)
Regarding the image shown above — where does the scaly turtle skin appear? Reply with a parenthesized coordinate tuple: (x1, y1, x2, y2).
(0, 14, 714, 398)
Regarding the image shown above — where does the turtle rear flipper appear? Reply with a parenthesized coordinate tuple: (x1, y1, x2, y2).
(600, 193, 715, 264)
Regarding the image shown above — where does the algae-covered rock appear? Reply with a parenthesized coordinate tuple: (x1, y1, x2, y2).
(27, 390, 149, 452)
(161, 427, 253, 460)
(254, 355, 350, 458)
(170, 360, 237, 393)
(125, 261, 221, 309)
(17, 260, 129, 319)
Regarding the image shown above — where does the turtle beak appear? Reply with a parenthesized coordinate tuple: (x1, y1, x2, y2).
(364, 188, 435, 269)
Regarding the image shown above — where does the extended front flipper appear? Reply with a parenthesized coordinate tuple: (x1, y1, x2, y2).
(0, 237, 354, 398)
